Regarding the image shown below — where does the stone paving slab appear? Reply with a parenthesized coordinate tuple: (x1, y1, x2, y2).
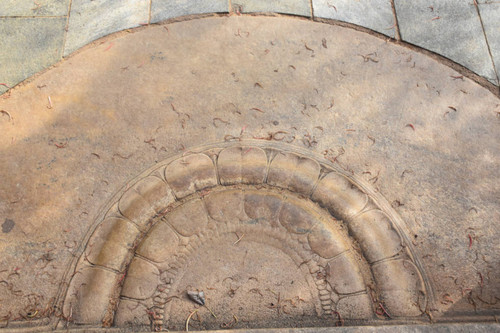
(64, 0, 149, 56)
(394, 0, 498, 85)
(0, 17, 66, 94)
(313, 0, 396, 38)
(151, 0, 228, 23)
(234, 0, 311, 17)
(478, 2, 500, 84)
(0, 0, 70, 17)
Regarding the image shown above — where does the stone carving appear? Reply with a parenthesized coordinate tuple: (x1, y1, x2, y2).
(60, 142, 429, 330)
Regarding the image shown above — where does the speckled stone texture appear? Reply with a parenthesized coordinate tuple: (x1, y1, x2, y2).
(0, 16, 499, 331)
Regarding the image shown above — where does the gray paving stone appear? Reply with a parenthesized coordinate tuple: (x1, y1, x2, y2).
(0, 17, 65, 93)
(0, 0, 70, 17)
(234, 0, 311, 17)
(312, 0, 395, 37)
(395, 0, 498, 84)
(151, 0, 228, 23)
(478, 2, 500, 84)
(64, 0, 149, 56)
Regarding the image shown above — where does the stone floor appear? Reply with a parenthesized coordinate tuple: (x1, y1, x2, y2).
(1, 0, 500, 97)
(1, 15, 500, 331)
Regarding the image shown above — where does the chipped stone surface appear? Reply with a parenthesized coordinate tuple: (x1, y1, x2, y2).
(312, 0, 395, 37)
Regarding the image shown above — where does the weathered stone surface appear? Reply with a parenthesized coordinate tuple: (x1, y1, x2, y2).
(0, 0, 70, 16)
(311, 172, 368, 220)
(308, 224, 348, 259)
(204, 189, 246, 222)
(244, 191, 283, 226)
(64, 265, 119, 324)
(395, 0, 498, 84)
(478, 2, 500, 84)
(136, 221, 179, 263)
(165, 198, 208, 237)
(372, 259, 423, 292)
(118, 187, 157, 228)
(336, 293, 374, 319)
(313, 0, 395, 37)
(234, 0, 311, 16)
(2, 15, 500, 328)
(218, 146, 267, 185)
(64, 0, 149, 56)
(347, 209, 402, 263)
(133, 175, 176, 213)
(114, 298, 151, 326)
(279, 200, 321, 234)
(379, 289, 424, 317)
(0, 17, 65, 94)
(326, 251, 365, 294)
(121, 257, 160, 300)
(85, 217, 140, 271)
(151, 0, 228, 23)
(164, 153, 217, 198)
(372, 259, 424, 317)
(268, 152, 320, 195)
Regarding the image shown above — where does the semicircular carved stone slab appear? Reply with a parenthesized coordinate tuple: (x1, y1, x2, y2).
(63, 142, 428, 328)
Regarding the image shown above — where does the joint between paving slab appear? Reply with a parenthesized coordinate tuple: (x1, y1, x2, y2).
(390, 0, 401, 41)
(309, 0, 315, 19)
(61, 0, 73, 59)
(0, 15, 67, 19)
(475, 2, 500, 85)
(147, 0, 152, 24)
